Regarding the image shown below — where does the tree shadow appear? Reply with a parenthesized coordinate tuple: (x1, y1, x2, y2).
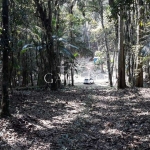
(0, 87, 150, 149)
(0, 138, 11, 150)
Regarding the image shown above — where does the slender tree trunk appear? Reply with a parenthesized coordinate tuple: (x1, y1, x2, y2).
(118, 8, 126, 89)
(99, 0, 113, 87)
(22, 54, 28, 86)
(148, 65, 150, 80)
(69, 1, 75, 86)
(71, 65, 74, 86)
(127, 52, 131, 83)
(0, 0, 10, 117)
(30, 72, 34, 86)
(64, 64, 67, 86)
(55, 1, 61, 88)
(100, 63, 104, 73)
(135, 0, 143, 87)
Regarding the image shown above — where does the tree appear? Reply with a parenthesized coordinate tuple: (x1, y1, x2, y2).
(117, 6, 126, 89)
(0, 0, 10, 117)
(135, 0, 144, 87)
(109, 0, 133, 89)
(98, 0, 113, 87)
(33, 0, 58, 90)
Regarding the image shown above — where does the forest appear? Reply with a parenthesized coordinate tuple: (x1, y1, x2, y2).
(0, 0, 150, 149)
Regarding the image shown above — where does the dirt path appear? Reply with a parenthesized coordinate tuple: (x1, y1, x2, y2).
(0, 86, 150, 149)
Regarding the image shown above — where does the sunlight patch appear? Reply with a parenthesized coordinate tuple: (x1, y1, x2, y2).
(137, 111, 150, 116)
(100, 128, 125, 135)
(140, 135, 150, 142)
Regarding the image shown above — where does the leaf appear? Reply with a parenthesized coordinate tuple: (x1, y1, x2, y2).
(139, 20, 143, 27)
(74, 52, 79, 57)
(21, 48, 28, 54)
(22, 44, 33, 49)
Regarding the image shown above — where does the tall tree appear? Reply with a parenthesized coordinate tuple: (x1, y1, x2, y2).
(68, 0, 76, 86)
(34, 0, 58, 90)
(99, 0, 113, 87)
(109, 0, 132, 88)
(135, 0, 144, 87)
(117, 6, 126, 89)
(0, 0, 10, 117)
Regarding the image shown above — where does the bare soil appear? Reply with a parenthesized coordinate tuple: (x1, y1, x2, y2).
(0, 86, 150, 150)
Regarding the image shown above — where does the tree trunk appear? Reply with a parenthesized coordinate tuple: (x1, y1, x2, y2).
(100, 64, 104, 73)
(0, 0, 10, 117)
(127, 52, 131, 83)
(117, 8, 126, 89)
(34, 0, 58, 90)
(69, 1, 75, 86)
(135, 0, 143, 87)
(30, 72, 34, 86)
(64, 64, 67, 86)
(71, 66, 74, 86)
(55, 1, 61, 88)
(22, 70, 27, 86)
(99, 0, 113, 87)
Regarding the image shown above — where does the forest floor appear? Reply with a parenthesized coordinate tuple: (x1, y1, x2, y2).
(0, 85, 150, 150)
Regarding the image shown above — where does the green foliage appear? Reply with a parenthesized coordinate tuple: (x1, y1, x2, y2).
(60, 47, 75, 59)
(143, 56, 150, 64)
(94, 51, 105, 65)
(17, 40, 23, 47)
(109, 0, 134, 20)
(32, 26, 43, 42)
(95, 51, 103, 57)
(74, 52, 79, 57)
(0, 27, 2, 35)
(12, 56, 20, 69)
(21, 48, 28, 54)
(21, 44, 34, 54)
(52, 18, 57, 28)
